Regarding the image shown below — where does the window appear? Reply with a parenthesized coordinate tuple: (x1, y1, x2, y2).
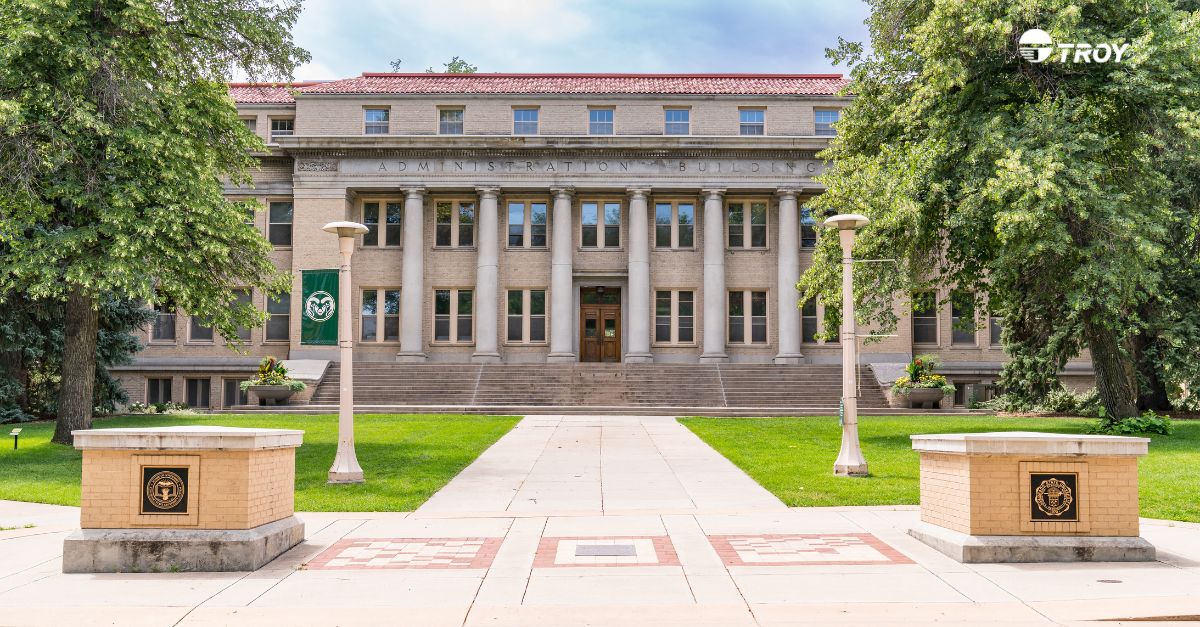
(727, 200, 767, 249)
(364, 108, 389, 134)
(361, 289, 400, 342)
(151, 301, 175, 342)
(912, 292, 938, 344)
(739, 109, 765, 135)
(588, 108, 614, 135)
(654, 201, 695, 249)
(815, 109, 840, 136)
(189, 314, 213, 343)
(801, 207, 818, 247)
(268, 201, 293, 246)
(439, 108, 464, 135)
(664, 108, 690, 135)
(223, 378, 248, 408)
(265, 292, 290, 342)
(655, 290, 694, 344)
(507, 200, 548, 248)
(185, 378, 211, 408)
(231, 289, 252, 341)
(435, 200, 476, 248)
(801, 299, 817, 343)
(581, 201, 620, 248)
(147, 378, 172, 404)
(434, 289, 473, 343)
(990, 316, 1003, 345)
(506, 289, 546, 343)
(951, 291, 976, 345)
(513, 108, 539, 135)
(729, 291, 768, 344)
(241, 118, 257, 134)
(269, 117, 293, 142)
(361, 201, 402, 247)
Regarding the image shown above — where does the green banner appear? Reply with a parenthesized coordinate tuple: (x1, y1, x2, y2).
(301, 269, 339, 346)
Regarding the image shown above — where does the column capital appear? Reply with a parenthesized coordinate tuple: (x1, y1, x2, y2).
(475, 185, 501, 198)
(626, 186, 652, 198)
(403, 187, 426, 200)
(549, 186, 575, 199)
(776, 187, 802, 200)
(701, 188, 726, 201)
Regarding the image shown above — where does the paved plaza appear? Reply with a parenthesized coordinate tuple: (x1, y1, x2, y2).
(3, 415, 1200, 625)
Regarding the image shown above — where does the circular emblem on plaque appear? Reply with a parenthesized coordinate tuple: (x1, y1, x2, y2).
(145, 470, 186, 510)
(304, 290, 336, 322)
(1034, 477, 1073, 517)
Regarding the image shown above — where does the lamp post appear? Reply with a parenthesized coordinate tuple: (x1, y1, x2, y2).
(323, 221, 368, 484)
(824, 213, 870, 477)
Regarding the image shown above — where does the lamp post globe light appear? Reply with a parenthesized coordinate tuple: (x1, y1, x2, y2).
(322, 221, 369, 484)
(823, 213, 871, 477)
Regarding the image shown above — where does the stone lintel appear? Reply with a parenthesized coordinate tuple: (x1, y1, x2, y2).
(72, 426, 304, 451)
(910, 431, 1149, 457)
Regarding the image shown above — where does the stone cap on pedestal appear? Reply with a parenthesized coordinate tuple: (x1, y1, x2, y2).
(910, 431, 1149, 457)
(72, 426, 304, 451)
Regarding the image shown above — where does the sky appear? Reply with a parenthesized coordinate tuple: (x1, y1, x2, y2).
(289, 0, 872, 81)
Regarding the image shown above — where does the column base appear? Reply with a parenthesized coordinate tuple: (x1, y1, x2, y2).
(699, 353, 729, 363)
(773, 353, 804, 365)
(546, 353, 577, 363)
(623, 352, 654, 364)
(327, 469, 365, 484)
(833, 461, 869, 476)
(471, 352, 501, 363)
(395, 352, 427, 363)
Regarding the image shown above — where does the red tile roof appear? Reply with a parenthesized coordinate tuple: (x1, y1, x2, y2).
(300, 73, 849, 96)
(229, 74, 849, 102)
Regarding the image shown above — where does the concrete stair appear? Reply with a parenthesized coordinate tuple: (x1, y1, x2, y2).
(306, 363, 891, 411)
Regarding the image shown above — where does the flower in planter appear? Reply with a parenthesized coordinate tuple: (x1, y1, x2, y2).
(241, 357, 307, 393)
(893, 354, 955, 395)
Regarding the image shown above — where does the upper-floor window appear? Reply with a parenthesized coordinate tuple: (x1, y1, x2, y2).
(508, 200, 548, 248)
(268, 201, 292, 246)
(241, 118, 257, 134)
(912, 292, 938, 344)
(581, 201, 620, 249)
(436, 200, 475, 248)
(269, 117, 293, 142)
(362, 201, 402, 247)
(361, 288, 400, 342)
(439, 108, 464, 135)
(507, 289, 547, 343)
(727, 200, 767, 249)
(265, 292, 290, 342)
(739, 109, 765, 135)
(232, 288, 252, 341)
(589, 108, 614, 135)
(951, 291, 976, 345)
(655, 290, 695, 344)
(654, 201, 695, 249)
(729, 290, 768, 344)
(189, 313, 214, 343)
(513, 108, 539, 135)
(664, 108, 690, 135)
(151, 301, 176, 342)
(990, 315, 1003, 346)
(800, 207, 818, 247)
(364, 108, 389, 134)
(815, 109, 840, 136)
(434, 288, 473, 343)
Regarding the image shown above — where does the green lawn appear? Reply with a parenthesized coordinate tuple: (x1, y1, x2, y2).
(680, 415, 1200, 523)
(0, 413, 519, 512)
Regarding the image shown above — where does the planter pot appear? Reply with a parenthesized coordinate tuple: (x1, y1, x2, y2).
(903, 387, 945, 410)
(247, 385, 295, 406)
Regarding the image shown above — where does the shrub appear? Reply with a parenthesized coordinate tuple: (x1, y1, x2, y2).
(1088, 410, 1173, 435)
(0, 405, 34, 425)
(1039, 387, 1079, 413)
(126, 402, 151, 414)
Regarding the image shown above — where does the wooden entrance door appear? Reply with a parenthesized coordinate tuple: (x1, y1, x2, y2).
(580, 287, 621, 362)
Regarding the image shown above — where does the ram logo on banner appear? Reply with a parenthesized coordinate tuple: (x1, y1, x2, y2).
(301, 269, 339, 346)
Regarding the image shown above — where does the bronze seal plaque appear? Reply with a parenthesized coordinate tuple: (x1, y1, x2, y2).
(141, 467, 188, 515)
(1030, 472, 1078, 522)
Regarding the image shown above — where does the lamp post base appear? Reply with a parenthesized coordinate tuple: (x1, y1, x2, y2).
(833, 460, 869, 477)
(328, 469, 364, 484)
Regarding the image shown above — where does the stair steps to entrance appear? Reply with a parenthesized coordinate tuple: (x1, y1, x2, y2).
(304, 363, 892, 412)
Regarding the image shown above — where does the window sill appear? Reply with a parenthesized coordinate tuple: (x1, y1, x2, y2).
(361, 341, 402, 345)
(727, 247, 771, 253)
(185, 341, 216, 346)
(430, 342, 476, 347)
(728, 343, 772, 348)
(651, 248, 697, 252)
(505, 247, 550, 252)
(148, 340, 178, 346)
(432, 246, 477, 251)
(503, 342, 549, 347)
(262, 340, 291, 345)
(578, 247, 624, 252)
(651, 343, 698, 348)
(270, 246, 293, 251)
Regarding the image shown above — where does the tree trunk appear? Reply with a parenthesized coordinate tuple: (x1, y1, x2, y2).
(1083, 315, 1138, 421)
(53, 288, 99, 445)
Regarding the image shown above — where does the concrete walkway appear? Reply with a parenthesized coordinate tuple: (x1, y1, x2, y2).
(2, 415, 1200, 626)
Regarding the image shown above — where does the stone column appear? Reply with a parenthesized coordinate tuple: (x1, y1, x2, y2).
(700, 188, 728, 363)
(774, 187, 803, 364)
(472, 186, 501, 363)
(397, 187, 427, 362)
(624, 187, 653, 363)
(547, 186, 577, 363)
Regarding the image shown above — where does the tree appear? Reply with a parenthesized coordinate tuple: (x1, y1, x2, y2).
(800, 1, 1200, 420)
(390, 56, 478, 74)
(0, 0, 309, 443)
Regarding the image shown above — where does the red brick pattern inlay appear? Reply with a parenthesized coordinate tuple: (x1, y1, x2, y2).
(305, 537, 502, 570)
(708, 533, 914, 566)
(533, 536, 681, 568)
